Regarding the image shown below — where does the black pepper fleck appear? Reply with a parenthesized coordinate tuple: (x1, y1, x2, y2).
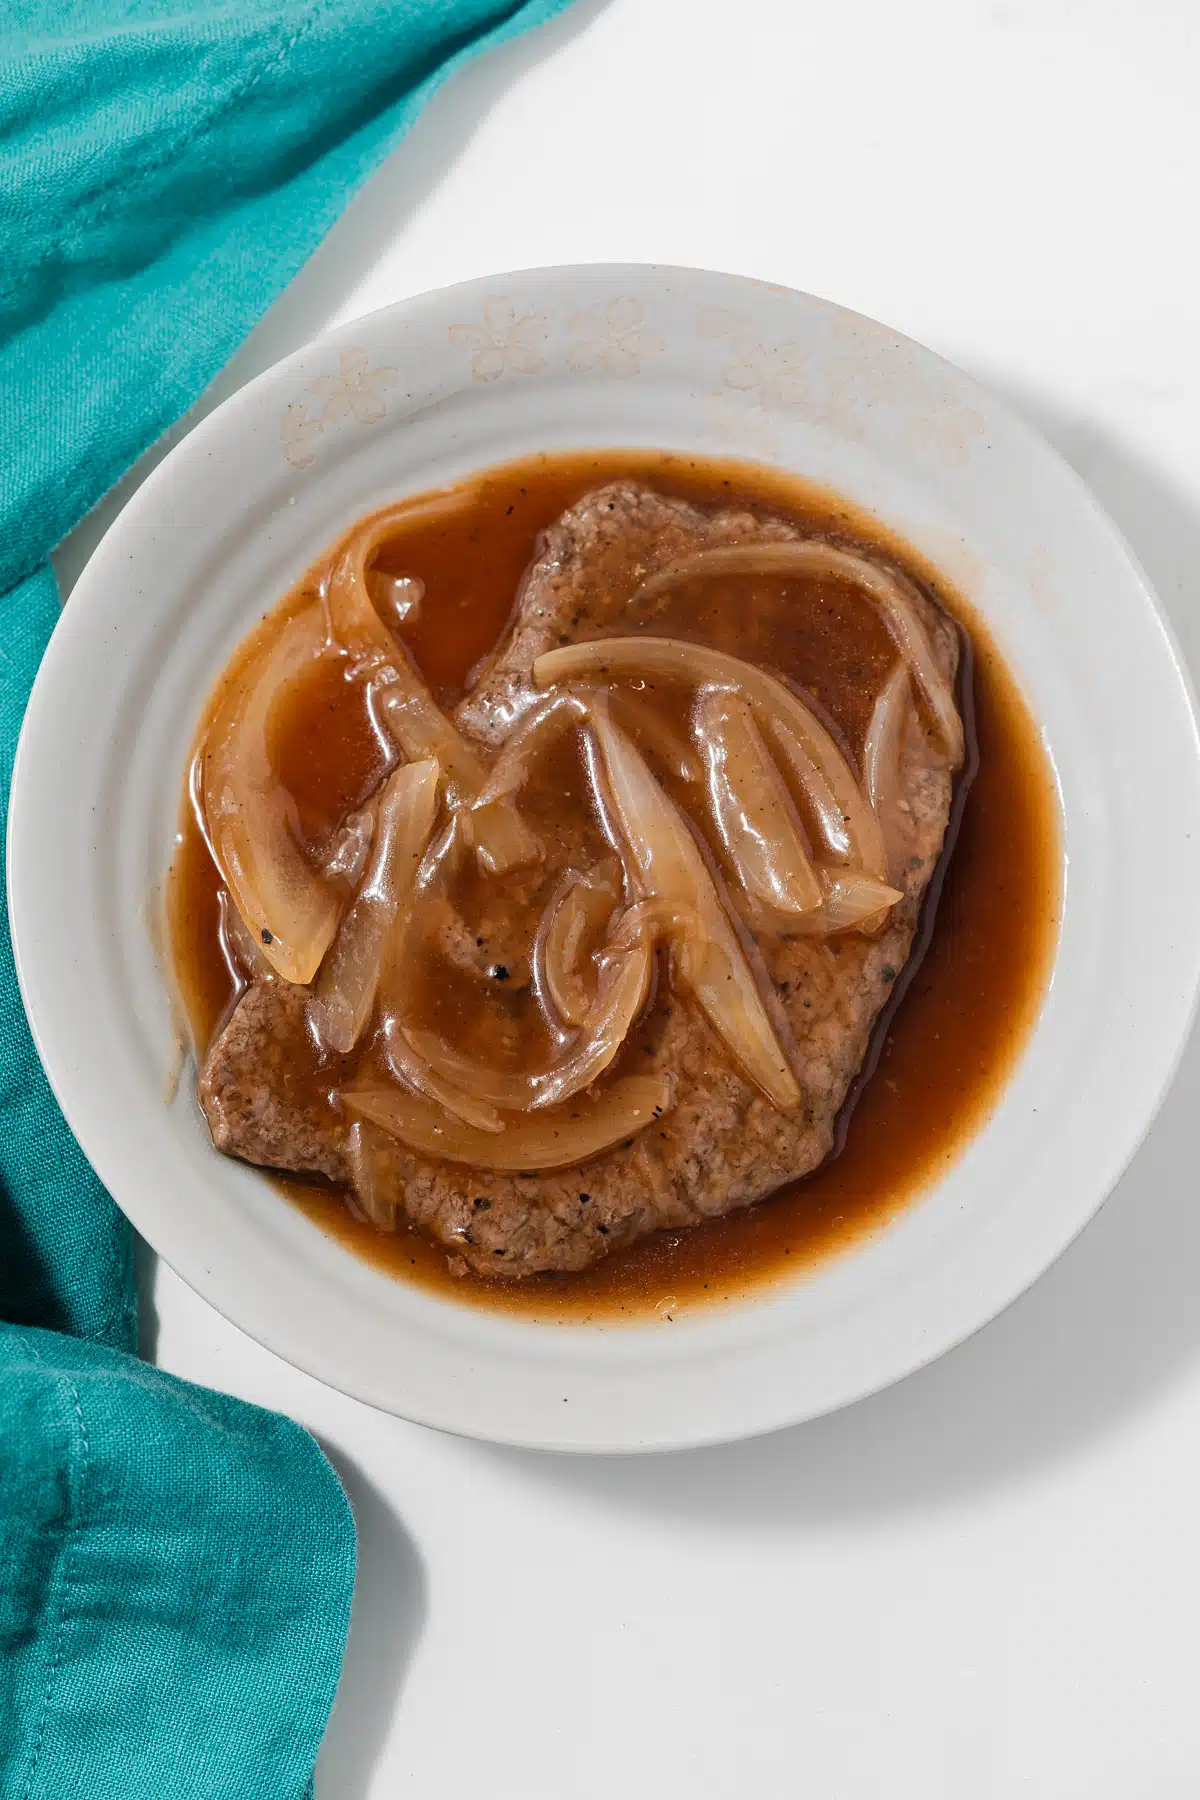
(489, 964, 510, 981)
(261, 929, 273, 944)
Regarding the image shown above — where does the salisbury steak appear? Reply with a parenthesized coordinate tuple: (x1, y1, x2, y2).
(199, 482, 961, 1277)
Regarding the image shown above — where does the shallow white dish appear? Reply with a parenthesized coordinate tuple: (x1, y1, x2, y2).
(10, 264, 1200, 1452)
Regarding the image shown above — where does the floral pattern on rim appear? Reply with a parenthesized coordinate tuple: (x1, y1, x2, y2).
(829, 317, 988, 465)
(279, 349, 401, 468)
(702, 393, 781, 458)
(697, 305, 988, 457)
(903, 406, 987, 468)
(280, 403, 323, 470)
(567, 297, 665, 377)
(448, 297, 549, 381)
(697, 307, 809, 410)
(309, 348, 400, 425)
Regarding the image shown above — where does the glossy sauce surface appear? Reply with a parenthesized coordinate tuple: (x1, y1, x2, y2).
(168, 450, 1060, 1322)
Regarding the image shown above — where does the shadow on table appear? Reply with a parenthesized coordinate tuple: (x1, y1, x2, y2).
(51, 0, 612, 602)
(492, 390, 1200, 1529)
(313, 1445, 429, 1799)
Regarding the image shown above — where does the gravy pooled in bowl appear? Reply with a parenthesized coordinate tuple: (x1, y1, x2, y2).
(168, 451, 1059, 1316)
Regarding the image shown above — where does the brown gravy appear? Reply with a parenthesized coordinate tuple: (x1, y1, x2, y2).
(167, 450, 1060, 1322)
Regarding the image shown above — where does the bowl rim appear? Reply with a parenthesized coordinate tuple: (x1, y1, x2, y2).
(11, 261, 1200, 1452)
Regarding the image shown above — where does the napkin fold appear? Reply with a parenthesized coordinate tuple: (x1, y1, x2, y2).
(0, 1, 572, 1793)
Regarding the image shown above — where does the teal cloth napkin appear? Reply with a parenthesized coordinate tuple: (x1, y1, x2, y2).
(0, 1, 571, 1793)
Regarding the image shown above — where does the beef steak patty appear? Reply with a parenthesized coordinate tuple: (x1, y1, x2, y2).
(199, 482, 960, 1276)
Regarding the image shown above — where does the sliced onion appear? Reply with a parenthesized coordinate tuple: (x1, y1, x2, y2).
(463, 800, 542, 876)
(379, 1019, 505, 1133)
(528, 924, 653, 1109)
(534, 862, 622, 1027)
(534, 637, 886, 879)
(402, 899, 651, 1114)
(603, 895, 703, 953)
(609, 692, 703, 785)
(862, 662, 913, 881)
(325, 490, 473, 664)
(473, 692, 588, 807)
(401, 1026, 538, 1111)
(766, 716, 855, 865)
(328, 491, 537, 876)
(216, 887, 274, 984)
(377, 683, 489, 803)
(782, 869, 903, 937)
(695, 687, 822, 915)
(320, 803, 376, 890)
(203, 605, 342, 984)
(634, 543, 964, 763)
(326, 557, 400, 669)
(587, 711, 802, 1111)
(308, 759, 439, 1053)
(345, 1119, 400, 1230)
(377, 686, 540, 875)
(374, 819, 465, 1022)
(344, 1075, 673, 1171)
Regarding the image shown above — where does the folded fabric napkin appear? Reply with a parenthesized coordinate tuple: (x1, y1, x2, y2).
(0, 1, 571, 1793)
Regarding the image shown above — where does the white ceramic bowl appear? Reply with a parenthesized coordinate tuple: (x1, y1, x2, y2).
(10, 266, 1200, 1451)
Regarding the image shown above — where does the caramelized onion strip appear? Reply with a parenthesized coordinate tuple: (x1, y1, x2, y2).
(533, 637, 886, 878)
(586, 711, 802, 1111)
(782, 869, 903, 937)
(308, 759, 439, 1053)
(527, 926, 653, 1110)
(345, 1119, 400, 1230)
(380, 1020, 505, 1133)
(401, 1027, 538, 1111)
(320, 802, 376, 890)
(326, 491, 474, 664)
(216, 888, 274, 985)
(603, 896, 703, 952)
(344, 1075, 673, 1171)
(534, 862, 622, 1027)
(328, 491, 536, 875)
(696, 687, 822, 915)
(471, 691, 587, 816)
(203, 605, 342, 984)
(402, 901, 652, 1114)
(376, 684, 488, 806)
(766, 717, 855, 865)
(377, 686, 540, 875)
(609, 693, 703, 784)
(862, 663, 914, 882)
(634, 544, 963, 763)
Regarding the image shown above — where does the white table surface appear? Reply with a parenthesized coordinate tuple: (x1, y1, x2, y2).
(55, 2, 1200, 1793)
